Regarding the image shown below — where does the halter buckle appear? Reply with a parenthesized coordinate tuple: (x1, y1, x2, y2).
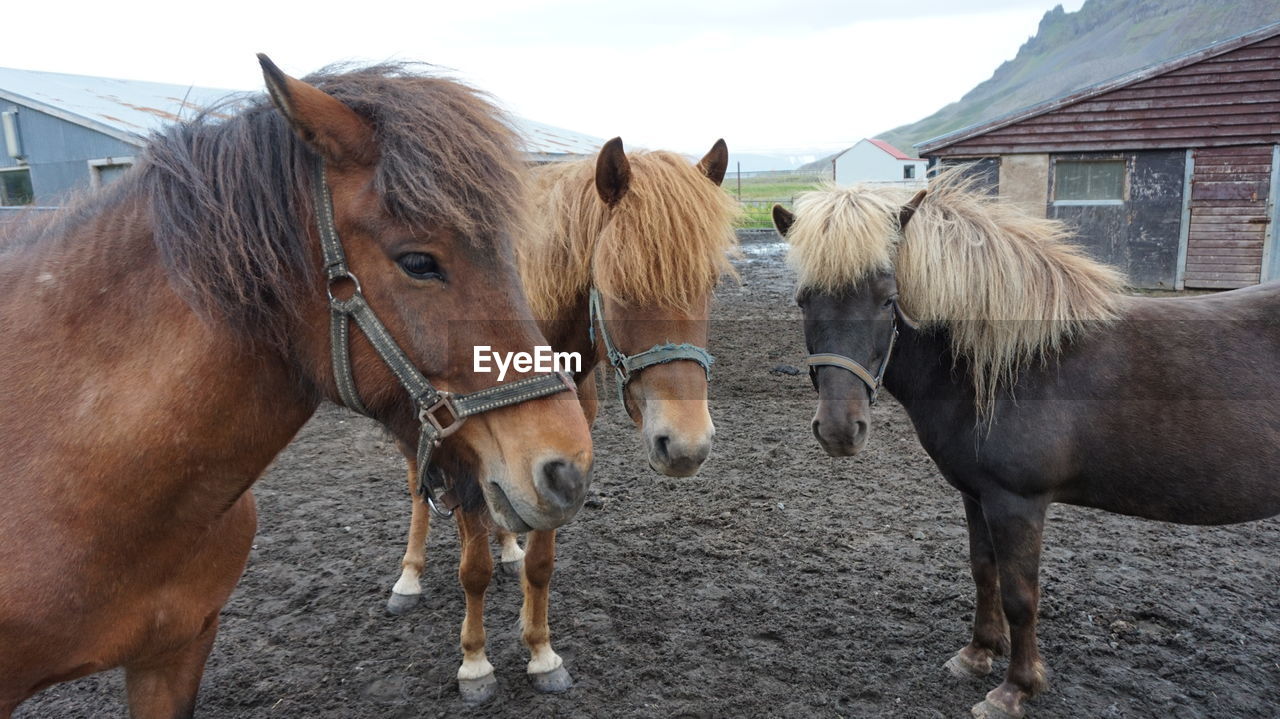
(419, 394, 466, 439)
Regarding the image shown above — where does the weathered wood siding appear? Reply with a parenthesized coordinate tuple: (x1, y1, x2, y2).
(1048, 151, 1186, 289)
(932, 34, 1280, 156)
(936, 157, 1000, 194)
(1184, 145, 1274, 288)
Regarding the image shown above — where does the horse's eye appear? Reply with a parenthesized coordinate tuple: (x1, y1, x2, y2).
(398, 253, 444, 281)
(882, 295, 897, 309)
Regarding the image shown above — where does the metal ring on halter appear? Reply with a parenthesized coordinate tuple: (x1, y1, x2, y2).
(419, 463, 453, 518)
(326, 271, 362, 302)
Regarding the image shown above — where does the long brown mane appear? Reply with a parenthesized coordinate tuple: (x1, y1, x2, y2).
(787, 168, 1126, 414)
(3, 63, 526, 349)
(520, 150, 739, 317)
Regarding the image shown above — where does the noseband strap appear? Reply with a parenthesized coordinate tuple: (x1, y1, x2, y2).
(587, 287, 714, 405)
(313, 160, 574, 518)
(804, 301, 911, 405)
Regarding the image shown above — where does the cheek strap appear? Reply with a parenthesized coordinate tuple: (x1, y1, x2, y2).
(803, 300, 910, 405)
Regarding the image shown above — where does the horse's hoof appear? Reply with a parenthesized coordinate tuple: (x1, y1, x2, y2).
(946, 651, 992, 678)
(458, 672, 498, 705)
(528, 665, 573, 694)
(385, 592, 421, 615)
(971, 697, 1023, 719)
(499, 559, 524, 578)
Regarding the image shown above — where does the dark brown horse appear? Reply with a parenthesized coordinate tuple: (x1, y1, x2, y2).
(0, 58, 593, 718)
(385, 137, 738, 703)
(773, 172, 1280, 719)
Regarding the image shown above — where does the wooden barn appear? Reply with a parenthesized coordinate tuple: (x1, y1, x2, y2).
(918, 21, 1280, 289)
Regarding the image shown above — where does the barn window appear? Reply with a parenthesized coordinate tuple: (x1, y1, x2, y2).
(1053, 160, 1125, 204)
(903, 165, 916, 180)
(89, 157, 135, 189)
(0, 168, 33, 206)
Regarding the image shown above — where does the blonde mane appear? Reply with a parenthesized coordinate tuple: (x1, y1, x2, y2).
(787, 168, 1126, 414)
(520, 150, 739, 318)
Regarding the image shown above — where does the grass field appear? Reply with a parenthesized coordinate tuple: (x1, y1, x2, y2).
(722, 172, 827, 228)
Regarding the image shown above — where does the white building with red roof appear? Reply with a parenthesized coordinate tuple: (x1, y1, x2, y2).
(830, 138, 927, 187)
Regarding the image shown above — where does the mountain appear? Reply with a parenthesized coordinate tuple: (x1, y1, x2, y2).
(802, 0, 1280, 169)
(727, 151, 833, 172)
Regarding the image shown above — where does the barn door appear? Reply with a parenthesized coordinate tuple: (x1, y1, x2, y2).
(1183, 145, 1272, 289)
(1264, 145, 1280, 283)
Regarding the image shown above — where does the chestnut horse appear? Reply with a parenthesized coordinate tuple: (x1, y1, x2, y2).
(385, 137, 738, 702)
(773, 171, 1280, 718)
(0, 58, 593, 719)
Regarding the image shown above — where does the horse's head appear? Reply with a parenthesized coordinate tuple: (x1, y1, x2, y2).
(590, 137, 731, 477)
(773, 191, 925, 457)
(260, 57, 592, 531)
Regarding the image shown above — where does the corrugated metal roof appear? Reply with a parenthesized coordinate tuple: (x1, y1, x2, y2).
(917, 20, 1280, 155)
(0, 66, 602, 158)
(515, 116, 604, 156)
(0, 67, 238, 146)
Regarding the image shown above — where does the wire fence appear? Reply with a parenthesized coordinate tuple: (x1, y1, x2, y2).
(734, 198, 795, 229)
(724, 168, 828, 229)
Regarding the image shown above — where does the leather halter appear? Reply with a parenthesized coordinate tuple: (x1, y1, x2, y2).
(804, 300, 915, 405)
(588, 287, 714, 405)
(314, 160, 574, 518)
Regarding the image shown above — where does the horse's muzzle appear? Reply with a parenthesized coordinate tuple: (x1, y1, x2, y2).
(812, 416, 868, 457)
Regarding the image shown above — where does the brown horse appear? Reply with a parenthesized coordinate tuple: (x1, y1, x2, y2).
(385, 137, 738, 703)
(773, 170, 1280, 718)
(0, 58, 593, 719)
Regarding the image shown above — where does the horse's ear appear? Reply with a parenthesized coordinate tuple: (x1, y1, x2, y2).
(697, 139, 729, 186)
(257, 54, 375, 168)
(772, 204, 795, 237)
(898, 189, 927, 231)
(595, 137, 631, 206)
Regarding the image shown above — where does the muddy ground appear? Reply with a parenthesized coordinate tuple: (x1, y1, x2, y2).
(21, 236, 1280, 718)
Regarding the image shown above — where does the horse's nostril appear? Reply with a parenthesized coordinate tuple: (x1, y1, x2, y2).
(540, 459, 586, 510)
(654, 435, 671, 462)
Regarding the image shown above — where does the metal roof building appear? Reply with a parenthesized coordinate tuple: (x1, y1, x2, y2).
(826, 138, 928, 187)
(0, 66, 603, 207)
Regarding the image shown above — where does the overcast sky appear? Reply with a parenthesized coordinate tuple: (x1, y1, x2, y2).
(5, 0, 1086, 157)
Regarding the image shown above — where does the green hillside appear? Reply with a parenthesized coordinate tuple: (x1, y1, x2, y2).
(803, 0, 1280, 168)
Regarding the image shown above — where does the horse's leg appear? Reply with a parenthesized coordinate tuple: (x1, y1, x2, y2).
(125, 489, 254, 719)
(455, 508, 497, 705)
(971, 493, 1049, 719)
(496, 528, 525, 577)
(388, 456, 430, 615)
(946, 494, 1010, 679)
(521, 528, 572, 693)
(577, 370, 599, 425)
(123, 614, 219, 719)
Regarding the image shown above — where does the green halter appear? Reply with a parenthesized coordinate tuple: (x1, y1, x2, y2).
(587, 287, 714, 406)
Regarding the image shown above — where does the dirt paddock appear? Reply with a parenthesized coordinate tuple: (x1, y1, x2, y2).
(21, 237, 1279, 718)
